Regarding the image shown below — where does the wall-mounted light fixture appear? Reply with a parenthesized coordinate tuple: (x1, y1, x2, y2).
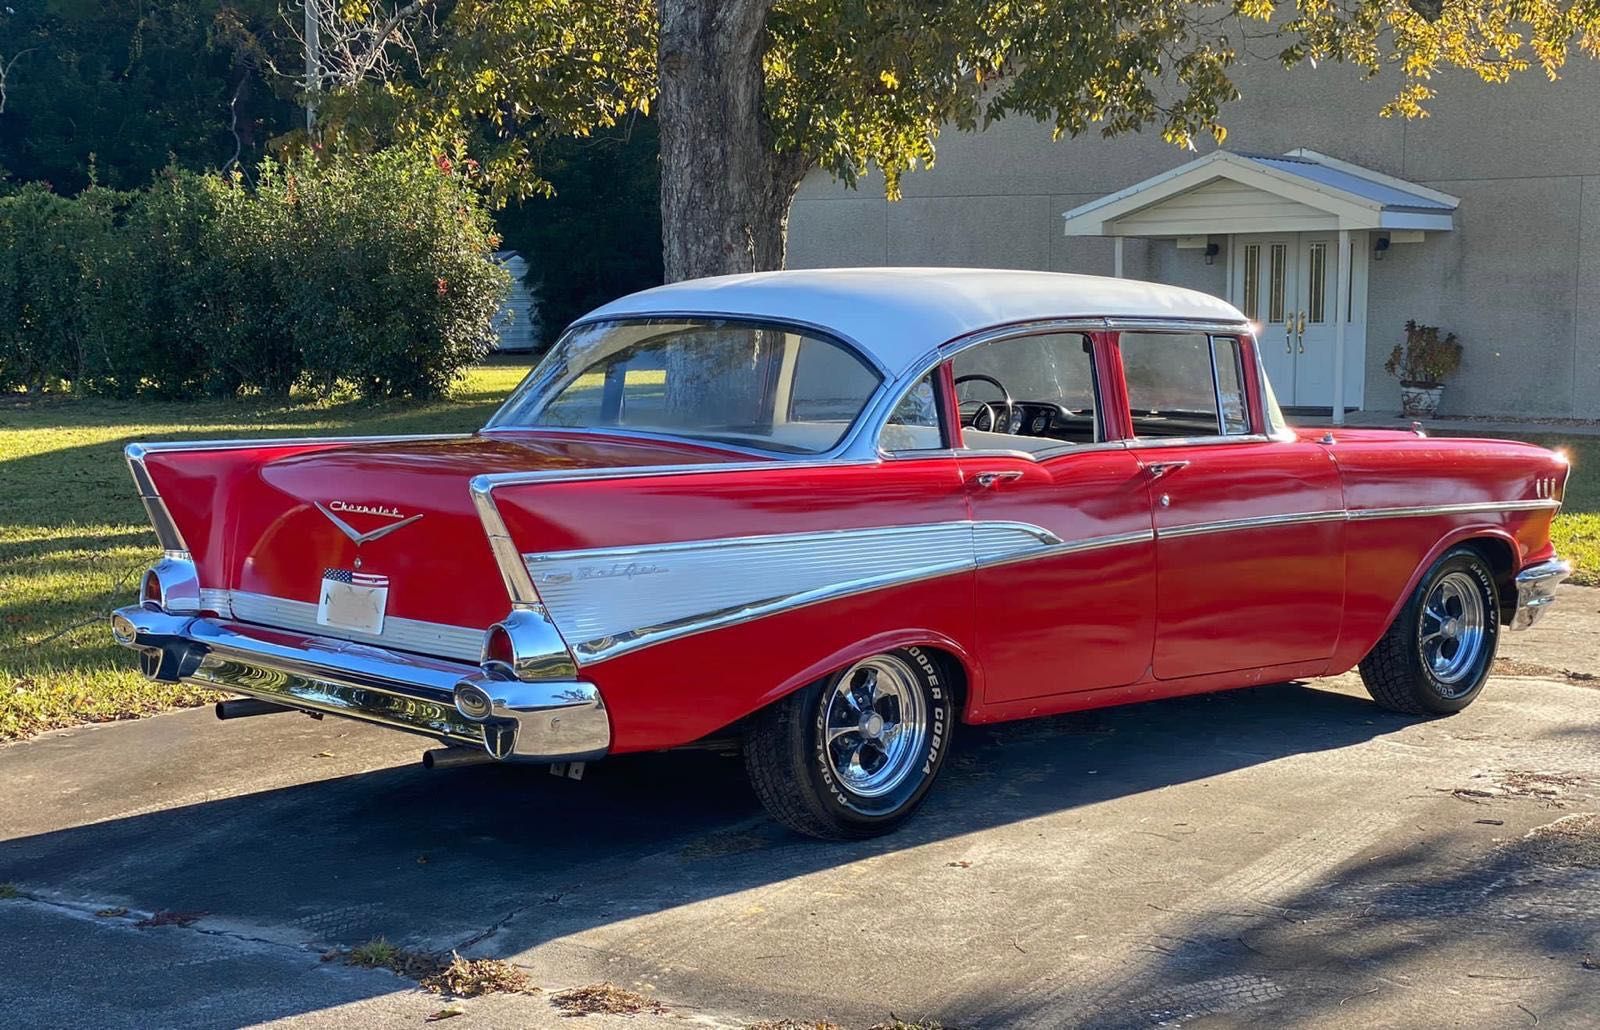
(1203, 242, 1220, 265)
(1373, 235, 1391, 261)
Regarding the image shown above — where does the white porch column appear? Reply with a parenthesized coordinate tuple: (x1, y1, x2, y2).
(1113, 237, 1124, 278)
(1332, 228, 1350, 426)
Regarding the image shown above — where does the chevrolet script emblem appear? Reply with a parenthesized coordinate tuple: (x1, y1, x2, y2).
(314, 501, 424, 546)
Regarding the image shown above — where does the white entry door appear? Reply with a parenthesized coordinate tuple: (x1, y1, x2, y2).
(1230, 233, 1367, 410)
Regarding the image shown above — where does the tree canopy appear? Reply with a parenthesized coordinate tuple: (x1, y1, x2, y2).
(0, 0, 293, 193)
(348, 0, 1600, 202)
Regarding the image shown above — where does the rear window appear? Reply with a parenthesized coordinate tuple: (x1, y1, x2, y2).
(488, 319, 883, 454)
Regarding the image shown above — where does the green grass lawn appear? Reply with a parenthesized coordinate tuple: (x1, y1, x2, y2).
(1, 378, 1595, 743)
(0, 359, 534, 741)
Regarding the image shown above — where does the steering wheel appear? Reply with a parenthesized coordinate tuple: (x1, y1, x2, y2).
(953, 373, 1016, 433)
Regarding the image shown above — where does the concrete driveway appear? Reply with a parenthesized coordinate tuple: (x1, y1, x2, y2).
(3, 588, 1598, 1029)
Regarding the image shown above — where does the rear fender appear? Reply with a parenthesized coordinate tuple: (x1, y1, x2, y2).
(754, 629, 985, 723)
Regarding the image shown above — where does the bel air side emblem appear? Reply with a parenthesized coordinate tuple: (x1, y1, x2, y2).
(315, 501, 424, 546)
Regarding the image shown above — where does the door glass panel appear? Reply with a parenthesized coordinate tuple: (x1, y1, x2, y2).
(951, 333, 1098, 450)
(1307, 242, 1327, 324)
(881, 373, 943, 451)
(1268, 244, 1287, 323)
(1212, 337, 1250, 435)
(1120, 332, 1221, 438)
(1241, 244, 1260, 322)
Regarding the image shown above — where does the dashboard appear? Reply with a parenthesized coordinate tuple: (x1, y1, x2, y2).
(960, 401, 1098, 443)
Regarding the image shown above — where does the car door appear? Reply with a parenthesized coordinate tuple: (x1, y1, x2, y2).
(939, 329, 1157, 702)
(1115, 330, 1346, 680)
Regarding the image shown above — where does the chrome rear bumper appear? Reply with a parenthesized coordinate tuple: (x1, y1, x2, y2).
(109, 606, 609, 762)
(1511, 558, 1572, 630)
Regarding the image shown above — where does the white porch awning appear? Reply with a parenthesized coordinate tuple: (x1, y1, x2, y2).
(1061, 149, 1458, 238)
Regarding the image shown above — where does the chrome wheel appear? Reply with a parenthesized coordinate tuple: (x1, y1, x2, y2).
(1419, 570, 1487, 692)
(822, 654, 929, 798)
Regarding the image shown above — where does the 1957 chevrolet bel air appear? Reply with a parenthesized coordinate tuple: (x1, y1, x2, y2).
(111, 268, 1572, 838)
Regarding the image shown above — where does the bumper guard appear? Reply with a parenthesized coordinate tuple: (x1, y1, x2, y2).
(1511, 558, 1572, 630)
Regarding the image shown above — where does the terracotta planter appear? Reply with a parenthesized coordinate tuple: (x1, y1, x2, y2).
(1400, 383, 1444, 418)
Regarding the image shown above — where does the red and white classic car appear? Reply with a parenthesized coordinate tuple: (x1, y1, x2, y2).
(112, 268, 1572, 838)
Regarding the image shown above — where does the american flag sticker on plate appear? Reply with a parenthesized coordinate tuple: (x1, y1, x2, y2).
(317, 568, 390, 636)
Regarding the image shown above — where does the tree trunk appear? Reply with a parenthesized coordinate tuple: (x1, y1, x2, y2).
(657, 0, 809, 282)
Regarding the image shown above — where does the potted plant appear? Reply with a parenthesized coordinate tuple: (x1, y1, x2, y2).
(1385, 320, 1462, 418)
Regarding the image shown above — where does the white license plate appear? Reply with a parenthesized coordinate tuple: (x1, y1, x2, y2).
(317, 570, 389, 635)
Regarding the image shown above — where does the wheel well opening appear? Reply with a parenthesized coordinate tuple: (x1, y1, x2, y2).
(912, 645, 970, 720)
(1462, 537, 1517, 620)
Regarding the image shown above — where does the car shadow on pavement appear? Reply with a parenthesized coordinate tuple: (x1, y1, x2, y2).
(0, 680, 1419, 1025)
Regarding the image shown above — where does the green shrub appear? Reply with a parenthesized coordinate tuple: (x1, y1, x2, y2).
(0, 185, 117, 392)
(0, 150, 508, 399)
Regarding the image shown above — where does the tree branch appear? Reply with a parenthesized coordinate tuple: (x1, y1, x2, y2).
(0, 47, 37, 115)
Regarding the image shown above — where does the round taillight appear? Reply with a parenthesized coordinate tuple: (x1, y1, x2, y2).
(483, 623, 516, 670)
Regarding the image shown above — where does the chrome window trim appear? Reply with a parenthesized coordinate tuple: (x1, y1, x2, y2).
(881, 440, 1139, 464)
(1127, 433, 1275, 450)
(563, 310, 889, 376)
(476, 424, 789, 460)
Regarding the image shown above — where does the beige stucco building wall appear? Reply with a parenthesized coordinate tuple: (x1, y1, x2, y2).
(787, 58, 1600, 419)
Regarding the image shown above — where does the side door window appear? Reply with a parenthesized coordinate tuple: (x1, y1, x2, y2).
(1120, 332, 1254, 439)
(950, 332, 1099, 452)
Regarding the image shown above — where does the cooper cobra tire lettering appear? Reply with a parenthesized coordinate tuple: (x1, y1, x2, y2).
(744, 645, 957, 840)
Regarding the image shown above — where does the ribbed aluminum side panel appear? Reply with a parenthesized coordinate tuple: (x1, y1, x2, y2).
(227, 591, 483, 662)
(525, 520, 1060, 661)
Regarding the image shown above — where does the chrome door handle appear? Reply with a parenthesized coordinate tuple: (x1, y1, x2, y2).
(973, 470, 1024, 488)
(1146, 461, 1190, 480)
(1285, 321, 1292, 354)
(1297, 310, 1307, 353)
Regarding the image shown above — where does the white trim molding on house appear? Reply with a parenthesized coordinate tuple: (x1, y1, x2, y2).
(1061, 150, 1460, 425)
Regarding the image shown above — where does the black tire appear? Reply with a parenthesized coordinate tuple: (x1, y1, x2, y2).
(743, 647, 954, 840)
(1359, 546, 1501, 716)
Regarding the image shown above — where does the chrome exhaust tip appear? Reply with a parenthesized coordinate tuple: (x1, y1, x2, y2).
(422, 747, 498, 771)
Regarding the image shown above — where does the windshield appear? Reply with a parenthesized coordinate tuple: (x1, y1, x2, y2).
(486, 318, 883, 454)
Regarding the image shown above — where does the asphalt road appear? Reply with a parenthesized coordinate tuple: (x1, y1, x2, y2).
(2, 588, 1598, 1029)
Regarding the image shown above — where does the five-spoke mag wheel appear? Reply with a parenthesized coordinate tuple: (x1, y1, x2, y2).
(1361, 546, 1501, 716)
(1418, 570, 1488, 694)
(744, 647, 953, 839)
(823, 655, 929, 798)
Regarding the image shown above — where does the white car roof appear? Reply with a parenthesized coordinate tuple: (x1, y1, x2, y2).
(580, 267, 1247, 376)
